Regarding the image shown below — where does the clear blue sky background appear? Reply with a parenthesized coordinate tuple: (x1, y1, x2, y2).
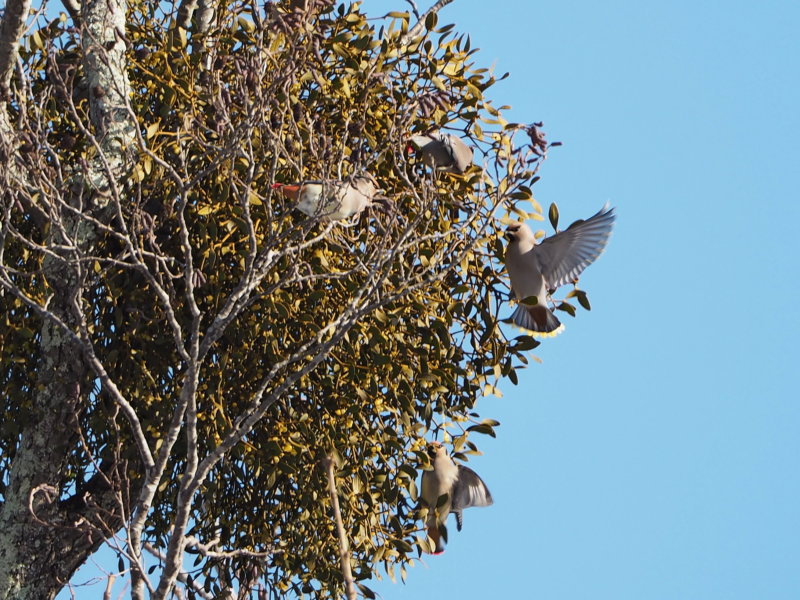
(64, 1, 800, 598)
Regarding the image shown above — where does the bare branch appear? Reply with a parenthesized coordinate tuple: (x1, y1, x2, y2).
(184, 536, 272, 560)
(324, 456, 357, 600)
(402, 0, 454, 44)
(404, 0, 421, 18)
(103, 574, 116, 600)
(144, 543, 214, 600)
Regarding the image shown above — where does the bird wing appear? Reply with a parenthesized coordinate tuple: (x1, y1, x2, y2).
(451, 465, 493, 512)
(535, 203, 616, 289)
(442, 134, 473, 173)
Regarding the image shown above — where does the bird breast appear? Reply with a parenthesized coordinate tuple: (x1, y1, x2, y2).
(422, 455, 460, 506)
(505, 244, 547, 300)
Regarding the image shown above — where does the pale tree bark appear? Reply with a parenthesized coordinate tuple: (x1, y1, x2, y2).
(0, 0, 135, 596)
(0, 0, 32, 96)
(80, 0, 136, 194)
(0, 0, 32, 161)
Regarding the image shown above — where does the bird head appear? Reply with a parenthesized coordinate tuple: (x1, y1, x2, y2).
(504, 222, 533, 243)
(406, 132, 436, 153)
(426, 441, 447, 459)
(504, 222, 522, 242)
(359, 172, 390, 199)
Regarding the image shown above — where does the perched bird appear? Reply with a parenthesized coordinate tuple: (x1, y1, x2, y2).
(271, 176, 379, 221)
(420, 441, 493, 554)
(407, 131, 473, 174)
(504, 204, 616, 337)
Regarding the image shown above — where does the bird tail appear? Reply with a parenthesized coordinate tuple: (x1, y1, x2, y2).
(427, 523, 446, 555)
(271, 183, 300, 200)
(454, 510, 463, 532)
(511, 303, 565, 337)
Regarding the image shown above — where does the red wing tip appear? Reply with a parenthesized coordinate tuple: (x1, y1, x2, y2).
(431, 550, 446, 556)
(270, 183, 283, 189)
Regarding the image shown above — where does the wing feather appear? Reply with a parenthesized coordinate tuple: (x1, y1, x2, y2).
(536, 204, 616, 289)
(451, 465, 493, 512)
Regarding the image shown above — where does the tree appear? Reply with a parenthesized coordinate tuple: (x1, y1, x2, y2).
(0, 0, 559, 598)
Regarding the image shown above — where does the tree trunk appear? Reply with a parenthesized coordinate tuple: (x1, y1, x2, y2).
(0, 0, 134, 595)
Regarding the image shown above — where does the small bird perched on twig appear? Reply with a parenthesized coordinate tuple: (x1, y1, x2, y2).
(271, 175, 382, 221)
(420, 441, 493, 554)
(407, 131, 474, 174)
(504, 203, 616, 337)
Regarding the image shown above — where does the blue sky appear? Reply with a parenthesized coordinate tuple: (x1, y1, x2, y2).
(363, 0, 800, 599)
(62, 1, 800, 598)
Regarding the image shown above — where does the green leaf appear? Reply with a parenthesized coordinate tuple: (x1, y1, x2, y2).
(31, 31, 44, 51)
(556, 301, 577, 317)
(466, 423, 496, 437)
(425, 11, 438, 31)
(549, 202, 559, 230)
(576, 290, 591, 311)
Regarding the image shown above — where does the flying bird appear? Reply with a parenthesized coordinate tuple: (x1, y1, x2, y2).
(420, 441, 493, 554)
(504, 203, 616, 337)
(407, 131, 474, 174)
(271, 176, 380, 221)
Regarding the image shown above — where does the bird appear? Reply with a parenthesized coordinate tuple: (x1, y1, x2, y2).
(420, 441, 493, 554)
(504, 203, 616, 337)
(271, 175, 379, 221)
(407, 131, 474, 174)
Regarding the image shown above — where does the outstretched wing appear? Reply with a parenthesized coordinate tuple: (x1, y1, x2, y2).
(452, 465, 493, 509)
(451, 465, 493, 531)
(536, 204, 616, 290)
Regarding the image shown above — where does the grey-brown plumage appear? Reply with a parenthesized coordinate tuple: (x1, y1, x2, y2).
(504, 203, 616, 336)
(408, 131, 473, 174)
(420, 442, 493, 554)
(271, 176, 378, 220)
